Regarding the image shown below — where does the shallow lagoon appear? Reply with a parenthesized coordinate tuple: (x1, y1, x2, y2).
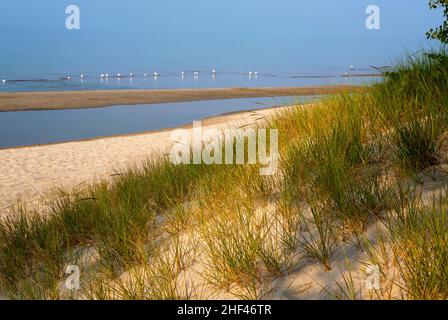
(0, 96, 316, 149)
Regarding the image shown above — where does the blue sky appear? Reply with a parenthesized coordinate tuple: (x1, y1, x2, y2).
(0, 0, 443, 75)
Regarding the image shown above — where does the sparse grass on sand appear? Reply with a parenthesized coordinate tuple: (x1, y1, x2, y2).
(0, 49, 448, 299)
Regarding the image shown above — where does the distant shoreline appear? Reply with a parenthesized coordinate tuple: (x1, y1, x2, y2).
(0, 85, 366, 112)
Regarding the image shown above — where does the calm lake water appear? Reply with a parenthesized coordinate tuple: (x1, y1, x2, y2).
(0, 1, 436, 92)
(0, 72, 379, 92)
(0, 96, 316, 149)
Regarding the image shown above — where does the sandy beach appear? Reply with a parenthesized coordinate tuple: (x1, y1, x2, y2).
(0, 104, 291, 213)
(0, 85, 355, 208)
(0, 85, 364, 112)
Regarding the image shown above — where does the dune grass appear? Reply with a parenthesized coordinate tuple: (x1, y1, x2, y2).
(388, 193, 448, 300)
(0, 49, 448, 299)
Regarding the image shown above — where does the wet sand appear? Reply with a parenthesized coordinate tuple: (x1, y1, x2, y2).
(0, 85, 364, 112)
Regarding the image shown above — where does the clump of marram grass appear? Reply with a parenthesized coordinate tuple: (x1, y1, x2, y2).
(0, 206, 69, 299)
(84, 233, 199, 300)
(393, 116, 442, 173)
(371, 49, 448, 174)
(199, 206, 267, 299)
(388, 195, 448, 300)
(298, 204, 338, 271)
(281, 98, 389, 231)
(199, 199, 296, 299)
